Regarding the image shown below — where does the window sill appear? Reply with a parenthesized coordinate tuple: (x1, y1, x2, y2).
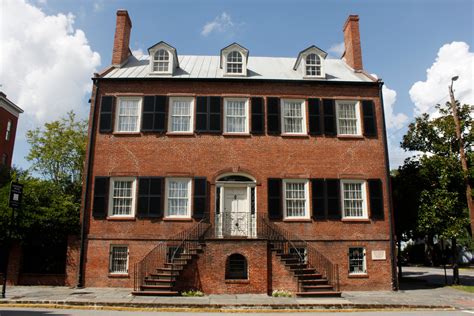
(166, 132, 194, 136)
(106, 216, 136, 221)
(225, 279, 250, 284)
(223, 133, 251, 137)
(337, 135, 364, 139)
(113, 132, 141, 136)
(281, 134, 309, 138)
(283, 218, 312, 222)
(108, 273, 129, 278)
(303, 76, 325, 80)
(341, 218, 370, 223)
(163, 217, 193, 222)
(348, 273, 368, 279)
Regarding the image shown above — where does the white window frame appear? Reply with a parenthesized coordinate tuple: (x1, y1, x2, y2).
(226, 51, 244, 75)
(223, 98, 249, 134)
(167, 97, 195, 133)
(340, 180, 368, 219)
(151, 49, 173, 74)
(5, 120, 12, 141)
(109, 245, 129, 274)
(280, 99, 307, 135)
(348, 247, 367, 275)
(114, 97, 142, 133)
(335, 100, 362, 136)
(108, 177, 137, 218)
(164, 178, 192, 218)
(282, 179, 310, 219)
(304, 53, 323, 78)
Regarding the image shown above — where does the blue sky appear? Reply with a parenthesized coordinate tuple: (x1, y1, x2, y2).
(2, 0, 473, 170)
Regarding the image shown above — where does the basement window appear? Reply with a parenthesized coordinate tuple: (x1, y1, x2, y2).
(225, 254, 248, 279)
(348, 247, 366, 275)
(109, 245, 129, 274)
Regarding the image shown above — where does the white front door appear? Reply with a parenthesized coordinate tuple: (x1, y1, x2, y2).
(223, 187, 249, 237)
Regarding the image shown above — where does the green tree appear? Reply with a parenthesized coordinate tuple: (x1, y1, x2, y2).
(400, 101, 472, 284)
(26, 111, 87, 197)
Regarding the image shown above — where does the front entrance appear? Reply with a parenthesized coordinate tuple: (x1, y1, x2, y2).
(223, 187, 250, 237)
(215, 173, 257, 238)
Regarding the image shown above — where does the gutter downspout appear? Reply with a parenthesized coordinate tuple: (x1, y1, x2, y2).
(378, 80, 399, 290)
(77, 78, 100, 288)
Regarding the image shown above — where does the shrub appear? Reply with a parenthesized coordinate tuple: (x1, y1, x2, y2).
(272, 289, 292, 297)
(181, 289, 204, 297)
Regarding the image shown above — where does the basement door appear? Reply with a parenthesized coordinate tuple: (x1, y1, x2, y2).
(222, 187, 250, 237)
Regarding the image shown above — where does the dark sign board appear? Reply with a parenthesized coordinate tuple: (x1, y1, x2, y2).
(9, 182, 23, 209)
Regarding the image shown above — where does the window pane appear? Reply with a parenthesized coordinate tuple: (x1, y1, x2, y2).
(112, 180, 133, 215)
(343, 182, 364, 217)
(171, 99, 191, 132)
(349, 247, 365, 274)
(110, 246, 128, 273)
(226, 100, 246, 133)
(167, 179, 189, 216)
(285, 182, 306, 217)
(227, 51, 243, 74)
(283, 101, 303, 133)
(117, 99, 140, 132)
(337, 102, 358, 135)
(153, 49, 170, 72)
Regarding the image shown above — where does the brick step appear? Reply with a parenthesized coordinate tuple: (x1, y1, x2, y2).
(148, 273, 179, 279)
(297, 273, 323, 279)
(157, 267, 183, 272)
(286, 263, 309, 269)
(281, 258, 302, 263)
(164, 262, 188, 267)
(296, 291, 341, 297)
(301, 284, 334, 291)
(300, 278, 329, 285)
(293, 268, 317, 274)
(140, 284, 174, 291)
(132, 290, 179, 296)
(144, 278, 175, 285)
(170, 257, 190, 262)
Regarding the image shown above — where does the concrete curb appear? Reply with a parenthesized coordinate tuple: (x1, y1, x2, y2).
(0, 300, 456, 312)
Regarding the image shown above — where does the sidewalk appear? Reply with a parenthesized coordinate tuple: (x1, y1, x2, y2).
(0, 267, 473, 311)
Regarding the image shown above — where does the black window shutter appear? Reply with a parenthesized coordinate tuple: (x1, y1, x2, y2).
(193, 177, 208, 219)
(268, 178, 282, 219)
(137, 177, 164, 218)
(209, 97, 222, 132)
(369, 179, 384, 220)
(311, 179, 326, 219)
(196, 97, 208, 132)
(99, 96, 115, 133)
(251, 97, 264, 134)
(362, 100, 377, 137)
(141, 96, 167, 132)
(308, 98, 322, 135)
(326, 179, 341, 219)
(93, 177, 109, 218)
(267, 97, 281, 135)
(322, 99, 336, 136)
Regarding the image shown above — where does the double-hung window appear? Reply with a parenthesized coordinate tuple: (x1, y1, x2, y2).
(281, 99, 306, 134)
(341, 180, 367, 219)
(305, 53, 321, 77)
(168, 97, 194, 133)
(348, 247, 366, 274)
(165, 178, 191, 218)
(336, 100, 361, 135)
(226, 51, 243, 74)
(224, 98, 249, 133)
(115, 97, 141, 133)
(283, 179, 309, 219)
(109, 245, 129, 274)
(109, 178, 136, 217)
(153, 49, 170, 73)
(5, 120, 12, 141)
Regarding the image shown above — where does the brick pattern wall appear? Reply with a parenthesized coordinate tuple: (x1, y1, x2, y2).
(343, 15, 363, 71)
(0, 107, 18, 167)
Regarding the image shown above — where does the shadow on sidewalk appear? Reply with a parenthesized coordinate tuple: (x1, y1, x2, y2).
(0, 311, 68, 316)
(399, 267, 474, 290)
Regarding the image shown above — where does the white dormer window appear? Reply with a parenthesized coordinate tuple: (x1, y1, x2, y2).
(227, 51, 243, 74)
(153, 49, 170, 73)
(305, 53, 321, 77)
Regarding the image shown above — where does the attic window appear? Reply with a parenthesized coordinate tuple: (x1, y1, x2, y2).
(226, 51, 243, 74)
(306, 54, 321, 77)
(153, 49, 170, 73)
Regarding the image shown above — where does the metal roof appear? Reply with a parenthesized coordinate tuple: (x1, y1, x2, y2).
(102, 55, 373, 82)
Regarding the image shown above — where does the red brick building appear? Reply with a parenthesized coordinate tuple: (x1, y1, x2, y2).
(0, 92, 23, 168)
(78, 10, 396, 296)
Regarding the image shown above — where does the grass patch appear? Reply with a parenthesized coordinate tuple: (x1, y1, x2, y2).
(181, 289, 204, 297)
(450, 285, 474, 293)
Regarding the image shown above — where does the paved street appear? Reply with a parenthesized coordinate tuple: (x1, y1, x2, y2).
(0, 308, 471, 316)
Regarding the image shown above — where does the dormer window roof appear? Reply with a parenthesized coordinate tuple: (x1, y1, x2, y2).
(148, 41, 179, 75)
(220, 43, 249, 77)
(294, 45, 328, 79)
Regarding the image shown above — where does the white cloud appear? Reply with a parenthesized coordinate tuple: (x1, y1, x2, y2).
(328, 42, 344, 57)
(0, 0, 101, 127)
(201, 12, 234, 37)
(409, 41, 473, 116)
(93, 0, 104, 12)
(132, 48, 144, 59)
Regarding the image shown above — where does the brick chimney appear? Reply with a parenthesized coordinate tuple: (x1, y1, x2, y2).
(112, 10, 132, 66)
(342, 15, 363, 71)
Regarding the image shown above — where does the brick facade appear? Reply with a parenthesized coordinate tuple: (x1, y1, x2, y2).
(0, 92, 22, 168)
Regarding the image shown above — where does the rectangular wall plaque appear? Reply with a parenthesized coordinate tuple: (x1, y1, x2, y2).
(372, 250, 386, 260)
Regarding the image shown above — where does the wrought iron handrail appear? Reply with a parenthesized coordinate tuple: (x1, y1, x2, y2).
(256, 213, 340, 291)
(133, 215, 210, 291)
